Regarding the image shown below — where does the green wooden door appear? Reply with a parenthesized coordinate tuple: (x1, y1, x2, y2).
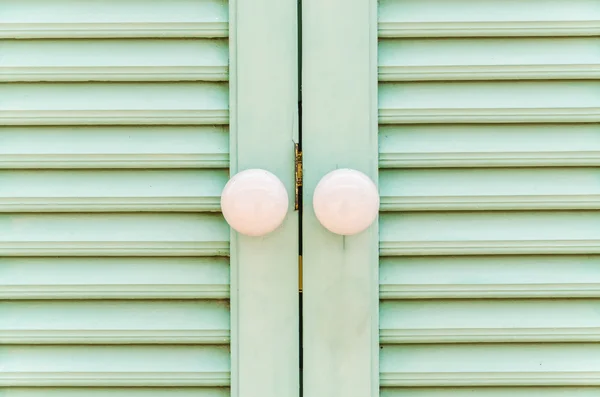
(0, 1, 298, 396)
(303, 0, 600, 396)
(8, 1, 600, 396)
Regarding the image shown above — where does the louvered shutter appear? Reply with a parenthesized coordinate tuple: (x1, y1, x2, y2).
(304, 0, 600, 396)
(0, 1, 298, 396)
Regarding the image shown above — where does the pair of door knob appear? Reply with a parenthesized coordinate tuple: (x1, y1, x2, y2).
(221, 169, 379, 237)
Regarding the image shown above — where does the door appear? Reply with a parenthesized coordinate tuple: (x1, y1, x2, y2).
(0, 1, 298, 397)
(302, 0, 600, 396)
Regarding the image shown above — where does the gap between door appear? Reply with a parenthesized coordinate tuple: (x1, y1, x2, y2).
(297, 0, 304, 395)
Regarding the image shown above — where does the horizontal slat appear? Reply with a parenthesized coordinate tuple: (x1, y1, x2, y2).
(0, 170, 226, 212)
(379, 38, 600, 81)
(379, 22, 600, 38)
(0, 83, 228, 125)
(380, 168, 600, 211)
(380, 211, 600, 256)
(380, 255, 600, 299)
(379, 124, 600, 168)
(379, 81, 600, 124)
(381, 387, 600, 397)
(378, 0, 600, 37)
(380, 343, 600, 386)
(0, 39, 228, 82)
(380, 299, 600, 343)
(0, 330, 229, 345)
(0, 257, 229, 299)
(0, 345, 229, 386)
(0, 389, 229, 397)
(0, 213, 229, 256)
(0, 300, 229, 344)
(0, 126, 228, 169)
(0, 0, 228, 38)
(378, 21, 600, 39)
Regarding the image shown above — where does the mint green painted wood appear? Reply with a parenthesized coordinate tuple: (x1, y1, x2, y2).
(380, 255, 600, 299)
(381, 344, 600, 386)
(0, 0, 298, 395)
(0, 170, 227, 212)
(0, 0, 229, 38)
(0, 126, 229, 169)
(382, 389, 600, 397)
(380, 168, 600, 211)
(379, 124, 600, 168)
(0, 257, 229, 300)
(379, 81, 600, 124)
(381, 211, 600, 256)
(0, 300, 230, 344)
(0, 213, 229, 256)
(380, 299, 600, 343)
(302, 0, 379, 397)
(379, 37, 600, 81)
(0, 39, 228, 81)
(378, 0, 600, 395)
(0, 345, 230, 386)
(229, 1, 299, 397)
(378, 0, 600, 37)
(0, 390, 229, 397)
(0, 83, 228, 125)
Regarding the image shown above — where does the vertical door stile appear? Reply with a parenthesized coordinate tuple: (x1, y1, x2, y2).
(229, 0, 300, 397)
(302, 0, 380, 396)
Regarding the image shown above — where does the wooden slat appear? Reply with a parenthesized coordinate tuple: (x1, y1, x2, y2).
(0, 345, 230, 386)
(0, 126, 228, 169)
(0, 39, 228, 82)
(379, 124, 600, 168)
(379, 168, 600, 211)
(380, 255, 600, 299)
(379, 81, 600, 124)
(379, 37, 600, 81)
(0, 389, 230, 397)
(380, 211, 600, 256)
(0, 213, 229, 256)
(380, 343, 600, 386)
(0, 169, 227, 212)
(378, 0, 600, 37)
(380, 299, 600, 343)
(0, 300, 229, 344)
(0, 83, 228, 125)
(381, 387, 600, 397)
(0, 0, 228, 38)
(0, 257, 229, 300)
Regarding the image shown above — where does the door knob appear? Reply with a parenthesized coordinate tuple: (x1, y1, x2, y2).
(221, 169, 289, 237)
(313, 169, 379, 235)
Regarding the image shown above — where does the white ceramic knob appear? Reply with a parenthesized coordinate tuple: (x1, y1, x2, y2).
(313, 169, 379, 236)
(221, 169, 289, 237)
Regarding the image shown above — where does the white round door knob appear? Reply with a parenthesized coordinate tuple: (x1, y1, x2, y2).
(221, 169, 289, 237)
(313, 169, 379, 236)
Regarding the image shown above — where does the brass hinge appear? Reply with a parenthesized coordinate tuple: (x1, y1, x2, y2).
(294, 143, 302, 211)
